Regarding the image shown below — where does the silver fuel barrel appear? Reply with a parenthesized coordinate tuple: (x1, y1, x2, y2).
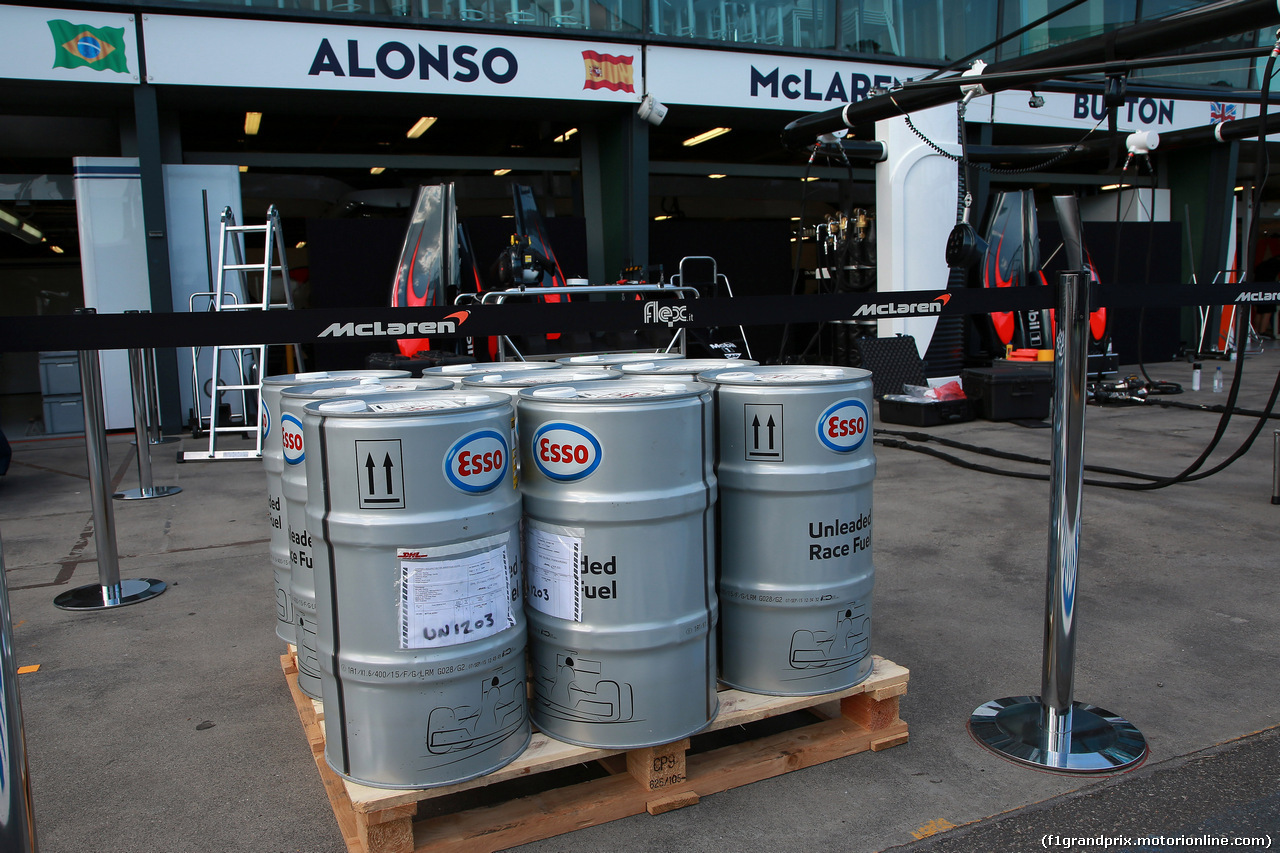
(279, 379, 404, 698)
(302, 390, 528, 789)
(700, 365, 876, 696)
(422, 360, 561, 388)
(618, 358, 759, 381)
(554, 352, 683, 368)
(460, 367, 622, 399)
(518, 380, 718, 748)
(262, 370, 409, 645)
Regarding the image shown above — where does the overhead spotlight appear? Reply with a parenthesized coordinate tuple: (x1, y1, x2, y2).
(370, 167, 386, 175)
(554, 127, 579, 143)
(49, 245, 64, 254)
(707, 173, 726, 179)
(295, 241, 307, 249)
(1028, 92, 1045, 109)
(683, 127, 730, 147)
(245, 111, 263, 135)
(654, 214, 674, 221)
(406, 116, 437, 138)
(638, 94, 668, 126)
(494, 168, 511, 176)
(239, 165, 248, 173)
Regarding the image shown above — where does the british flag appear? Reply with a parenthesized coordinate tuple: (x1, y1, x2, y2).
(1210, 102, 1238, 124)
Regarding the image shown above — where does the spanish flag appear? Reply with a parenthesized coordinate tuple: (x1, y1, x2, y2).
(582, 51, 635, 93)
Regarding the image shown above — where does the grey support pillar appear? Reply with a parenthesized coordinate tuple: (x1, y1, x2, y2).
(131, 82, 183, 436)
(580, 108, 650, 284)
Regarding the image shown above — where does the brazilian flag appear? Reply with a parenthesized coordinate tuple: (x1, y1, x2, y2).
(47, 20, 129, 74)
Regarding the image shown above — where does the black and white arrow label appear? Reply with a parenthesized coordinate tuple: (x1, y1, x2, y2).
(744, 404, 783, 461)
(356, 439, 405, 509)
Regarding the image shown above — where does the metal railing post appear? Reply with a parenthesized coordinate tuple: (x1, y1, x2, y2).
(53, 314, 167, 611)
(967, 270, 1148, 774)
(114, 345, 181, 502)
(143, 344, 177, 445)
(1272, 430, 1279, 506)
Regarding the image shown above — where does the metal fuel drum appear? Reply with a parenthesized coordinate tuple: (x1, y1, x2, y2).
(553, 351, 684, 367)
(302, 390, 528, 789)
(280, 377, 432, 696)
(459, 368, 622, 398)
(518, 380, 718, 749)
(262, 370, 409, 645)
(618, 358, 759, 381)
(422, 360, 562, 388)
(700, 366, 876, 696)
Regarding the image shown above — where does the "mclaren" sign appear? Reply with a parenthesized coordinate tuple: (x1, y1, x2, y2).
(318, 320, 459, 338)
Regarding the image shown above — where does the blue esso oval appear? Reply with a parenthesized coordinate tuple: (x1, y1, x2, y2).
(531, 422, 603, 481)
(816, 398, 870, 452)
(444, 428, 509, 494)
(281, 413, 305, 465)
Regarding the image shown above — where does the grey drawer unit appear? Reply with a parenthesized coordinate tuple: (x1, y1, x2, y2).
(39, 352, 81, 397)
(42, 395, 85, 435)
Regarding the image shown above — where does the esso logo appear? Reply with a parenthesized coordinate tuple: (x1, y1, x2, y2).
(281, 413, 305, 465)
(817, 399, 869, 453)
(444, 429, 508, 494)
(532, 422, 602, 481)
(260, 401, 271, 440)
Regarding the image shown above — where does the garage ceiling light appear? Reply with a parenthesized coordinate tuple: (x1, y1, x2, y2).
(407, 116, 437, 138)
(244, 112, 263, 135)
(554, 128, 578, 143)
(0, 206, 44, 243)
(683, 127, 730, 147)
(370, 167, 386, 175)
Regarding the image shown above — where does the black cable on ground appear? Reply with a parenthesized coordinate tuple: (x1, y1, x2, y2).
(875, 427, 1162, 480)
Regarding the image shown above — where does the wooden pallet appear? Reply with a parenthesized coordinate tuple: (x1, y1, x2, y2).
(281, 653, 909, 853)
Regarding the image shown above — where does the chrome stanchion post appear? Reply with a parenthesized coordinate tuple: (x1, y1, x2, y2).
(54, 318, 166, 611)
(114, 345, 181, 501)
(1272, 430, 1279, 506)
(144, 345, 177, 446)
(968, 270, 1147, 774)
(0, 537, 39, 853)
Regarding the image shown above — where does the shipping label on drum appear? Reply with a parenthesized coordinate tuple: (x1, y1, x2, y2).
(524, 523, 582, 622)
(398, 541, 512, 650)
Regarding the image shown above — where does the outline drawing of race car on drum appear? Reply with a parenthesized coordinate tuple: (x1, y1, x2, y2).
(787, 604, 870, 680)
(534, 653, 636, 724)
(425, 671, 526, 755)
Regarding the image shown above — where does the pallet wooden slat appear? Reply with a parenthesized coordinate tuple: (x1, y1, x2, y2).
(280, 653, 909, 853)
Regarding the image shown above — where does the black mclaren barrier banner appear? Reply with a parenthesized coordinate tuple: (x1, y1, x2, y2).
(0, 282, 1274, 353)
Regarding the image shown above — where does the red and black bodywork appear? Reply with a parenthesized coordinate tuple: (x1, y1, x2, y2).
(978, 190, 1109, 355)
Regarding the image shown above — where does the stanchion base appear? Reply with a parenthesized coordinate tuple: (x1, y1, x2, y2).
(113, 485, 183, 501)
(133, 437, 181, 446)
(968, 696, 1147, 775)
(54, 579, 167, 611)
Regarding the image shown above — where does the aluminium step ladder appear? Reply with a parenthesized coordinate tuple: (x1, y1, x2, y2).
(182, 205, 304, 461)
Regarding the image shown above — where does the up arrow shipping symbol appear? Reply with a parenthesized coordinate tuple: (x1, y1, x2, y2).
(744, 404, 783, 461)
(355, 439, 405, 509)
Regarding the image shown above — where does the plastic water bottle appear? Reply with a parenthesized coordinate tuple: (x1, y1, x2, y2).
(1213, 366, 1224, 392)
(1192, 363, 1202, 391)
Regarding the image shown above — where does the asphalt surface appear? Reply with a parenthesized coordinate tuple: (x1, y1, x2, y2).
(0, 348, 1277, 853)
